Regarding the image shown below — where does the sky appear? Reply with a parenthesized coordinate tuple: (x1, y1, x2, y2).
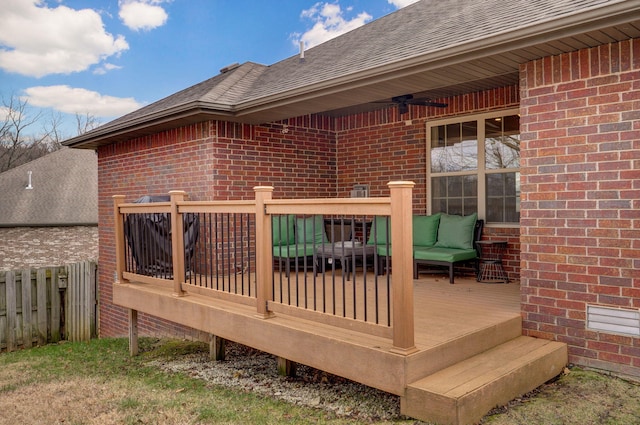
(1, 0, 419, 138)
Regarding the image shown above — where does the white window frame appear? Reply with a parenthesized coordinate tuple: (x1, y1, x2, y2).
(426, 108, 520, 227)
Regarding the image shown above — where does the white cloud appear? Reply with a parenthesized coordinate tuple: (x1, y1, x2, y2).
(0, 0, 129, 78)
(293, 2, 372, 49)
(387, 0, 420, 7)
(23, 85, 143, 118)
(119, 0, 169, 31)
(93, 62, 123, 75)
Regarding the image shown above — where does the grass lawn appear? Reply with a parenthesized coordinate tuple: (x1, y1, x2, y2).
(0, 338, 638, 424)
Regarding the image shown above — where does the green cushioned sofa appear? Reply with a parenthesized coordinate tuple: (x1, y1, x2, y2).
(368, 213, 483, 284)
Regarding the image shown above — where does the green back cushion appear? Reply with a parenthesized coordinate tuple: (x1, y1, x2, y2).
(413, 214, 440, 247)
(272, 215, 295, 245)
(435, 213, 477, 249)
(296, 215, 328, 244)
(366, 216, 389, 245)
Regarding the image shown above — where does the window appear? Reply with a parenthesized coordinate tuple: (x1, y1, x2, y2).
(427, 110, 520, 224)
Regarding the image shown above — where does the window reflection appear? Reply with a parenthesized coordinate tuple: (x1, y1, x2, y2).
(428, 113, 520, 223)
(485, 115, 520, 169)
(430, 121, 478, 173)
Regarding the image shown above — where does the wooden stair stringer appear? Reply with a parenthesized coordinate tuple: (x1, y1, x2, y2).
(402, 336, 568, 425)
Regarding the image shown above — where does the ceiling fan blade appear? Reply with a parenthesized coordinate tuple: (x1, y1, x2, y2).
(406, 97, 448, 108)
(370, 94, 448, 111)
(423, 101, 448, 108)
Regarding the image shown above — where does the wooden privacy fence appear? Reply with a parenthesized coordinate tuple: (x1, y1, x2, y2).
(0, 260, 97, 352)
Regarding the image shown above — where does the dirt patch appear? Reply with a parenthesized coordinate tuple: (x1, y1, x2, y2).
(0, 377, 123, 425)
(0, 371, 195, 425)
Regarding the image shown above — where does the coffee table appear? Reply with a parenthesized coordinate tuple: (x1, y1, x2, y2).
(314, 242, 376, 280)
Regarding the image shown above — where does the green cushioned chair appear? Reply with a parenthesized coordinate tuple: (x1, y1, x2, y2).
(272, 214, 328, 277)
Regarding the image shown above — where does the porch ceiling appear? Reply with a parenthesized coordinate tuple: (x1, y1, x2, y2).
(64, 2, 640, 149)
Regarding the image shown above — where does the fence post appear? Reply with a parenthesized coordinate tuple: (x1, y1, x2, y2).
(388, 181, 418, 354)
(113, 195, 127, 284)
(169, 190, 187, 297)
(254, 186, 274, 319)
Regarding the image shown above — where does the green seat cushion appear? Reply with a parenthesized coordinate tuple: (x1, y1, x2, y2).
(376, 245, 391, 257)
(367, 216, 389, 245)
(295, 215, 329, 244)
(273, 244, 317, 258)
(413, 214, 440, 247)
(414, 247, 478, 263)
(435, 213, 477, 250)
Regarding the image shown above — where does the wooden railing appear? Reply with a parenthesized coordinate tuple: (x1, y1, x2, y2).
(113, 181, 417, 354)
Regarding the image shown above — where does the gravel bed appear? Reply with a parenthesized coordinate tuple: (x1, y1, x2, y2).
(149, 341, 413, 422)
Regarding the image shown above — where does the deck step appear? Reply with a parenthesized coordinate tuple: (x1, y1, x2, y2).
(402, 336, 567, 425)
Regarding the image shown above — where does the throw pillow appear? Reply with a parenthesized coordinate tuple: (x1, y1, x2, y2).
(434, 213, 477, 249)
(413, 214, 441, 247)
(296, 215, 329, 244)
(272, 215, 295, 245)
(366, 216, 390, 245)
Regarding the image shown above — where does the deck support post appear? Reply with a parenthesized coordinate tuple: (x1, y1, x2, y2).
(210, 335, 226, 361)
(277, 357, 297, 377)
(113, 195, 127, 284)
(169, 191, 187, 297)
(388, 181, 418, 355)
(129, 308, 138, 356)
(254, 186, 275, 319)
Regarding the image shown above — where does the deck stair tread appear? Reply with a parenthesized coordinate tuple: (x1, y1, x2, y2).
(403, 336, 567, 425)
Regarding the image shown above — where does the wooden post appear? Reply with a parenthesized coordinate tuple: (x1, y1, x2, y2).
(36, 269, 47, 345)
(254, 186, 274, 319)
(6, 271, 16, 352)
(112, 195, 126, 284)
(169, 190, 187, 297)
(129, 309, 138, 356)
(22, 269, 33, 348)
(388, 181, 418, 354)
(277, 357, 297, 377)
(210, 335, 226, 361)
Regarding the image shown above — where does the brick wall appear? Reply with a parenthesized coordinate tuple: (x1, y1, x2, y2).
(335, 86, 521, 277)
(97, 119, 335, 337)
(0, 226, 98, 271)
(520, 39, 640, 378)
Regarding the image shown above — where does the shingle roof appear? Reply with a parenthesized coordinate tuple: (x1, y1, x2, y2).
(0, 148, 97, 226)
(241, 0, 618, 102)
(103, 62, 267, 129)
(65, 0, 640, 148)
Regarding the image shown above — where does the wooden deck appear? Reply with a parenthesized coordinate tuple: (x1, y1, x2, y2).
(113, 270, 566, 425)
(112, 190, 567, 424)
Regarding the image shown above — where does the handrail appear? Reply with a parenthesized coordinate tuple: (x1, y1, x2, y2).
(112, 180, 416, 354)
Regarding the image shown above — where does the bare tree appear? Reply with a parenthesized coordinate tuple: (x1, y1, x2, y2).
(75, 112, 101, 135)
(0, 93, 67, 172)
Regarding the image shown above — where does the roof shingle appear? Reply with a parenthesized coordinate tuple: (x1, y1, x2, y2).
(0, 148, 97, 226)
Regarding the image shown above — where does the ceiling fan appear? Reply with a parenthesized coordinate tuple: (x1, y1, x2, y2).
(377, 94, 448, 114)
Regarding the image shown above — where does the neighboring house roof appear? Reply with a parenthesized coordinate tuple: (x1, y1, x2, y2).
(65, 0, 640, 149)
(0, 148, 97, 227)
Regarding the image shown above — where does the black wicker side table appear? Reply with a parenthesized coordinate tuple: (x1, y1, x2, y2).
(476, 240, 509, 283)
